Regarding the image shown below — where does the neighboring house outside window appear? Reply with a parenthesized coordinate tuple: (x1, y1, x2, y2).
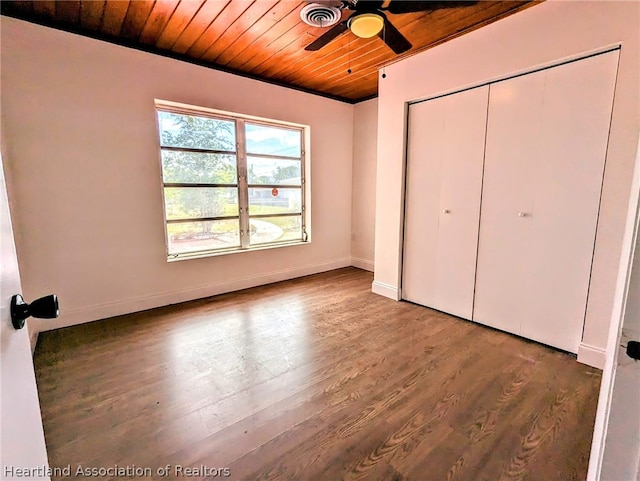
(155, 100, 309, 260)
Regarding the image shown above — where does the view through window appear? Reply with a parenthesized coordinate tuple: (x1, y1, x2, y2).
(156, 102, 307, 259)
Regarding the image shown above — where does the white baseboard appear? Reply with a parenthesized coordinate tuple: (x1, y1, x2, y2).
(34, 257, 351, 333)
(371, 280, 401, 301)
(351, 257, 374, 272)
(578, 342, 606, 369)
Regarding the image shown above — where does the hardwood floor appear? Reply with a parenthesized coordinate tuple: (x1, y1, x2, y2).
(34, 267, 601, 481)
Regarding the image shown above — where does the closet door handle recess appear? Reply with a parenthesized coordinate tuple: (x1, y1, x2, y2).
(518, 212, 530, 218)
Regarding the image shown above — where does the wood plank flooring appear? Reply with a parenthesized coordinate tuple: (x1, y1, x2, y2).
(34, 267, 601, 481)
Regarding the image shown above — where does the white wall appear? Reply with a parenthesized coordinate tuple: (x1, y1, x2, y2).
(373, 0, 639, 367)
(1, 17, 354, 332)
(351, 98, 378, 271)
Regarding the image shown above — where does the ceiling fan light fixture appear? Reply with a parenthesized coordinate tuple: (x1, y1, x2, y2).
(348, 13, 384, 38)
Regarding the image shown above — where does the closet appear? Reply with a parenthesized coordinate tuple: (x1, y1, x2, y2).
(402, 50, 619, 353)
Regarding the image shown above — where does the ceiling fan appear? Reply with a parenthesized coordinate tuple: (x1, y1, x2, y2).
(301, 1, 477, 54)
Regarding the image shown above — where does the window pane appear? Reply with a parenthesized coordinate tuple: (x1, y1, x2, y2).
(161, 151, 237, 184)
(248, 187, 301, 215)
(249, 216, 302, 245)
(164, 187, 238, 220)
(247, 157, 301, 185)
(158, 111, 235, 151)
(245, 123, 301, 158)
(167, 220, 240, 255)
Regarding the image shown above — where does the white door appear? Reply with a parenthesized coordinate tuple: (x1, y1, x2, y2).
(473, 72, 544, 334)
(588, 135, 640, 481)
(0, 151, 50, 477)
(475, 51, 619, 353)
(601, 238, 640, 480)
(403, 86, 488, 320)
(520, 51, 619, 352)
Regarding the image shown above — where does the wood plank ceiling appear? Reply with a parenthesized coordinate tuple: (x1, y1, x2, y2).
(1, 1, 540, 103)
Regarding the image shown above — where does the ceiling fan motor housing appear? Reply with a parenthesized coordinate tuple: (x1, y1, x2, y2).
(300, 3, 342, 28)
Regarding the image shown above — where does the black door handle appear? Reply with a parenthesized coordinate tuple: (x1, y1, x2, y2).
(10, 294, 59, 330)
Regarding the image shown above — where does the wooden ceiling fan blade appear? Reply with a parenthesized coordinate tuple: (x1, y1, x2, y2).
(384, 1, 477, 14)
(304, 21, 349, 51)
(379, 16, 411, 54)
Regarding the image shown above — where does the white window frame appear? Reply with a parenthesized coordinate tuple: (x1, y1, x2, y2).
(155, 100, 310, 261)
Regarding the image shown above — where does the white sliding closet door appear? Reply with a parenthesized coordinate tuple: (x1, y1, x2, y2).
(402, 86, 488, 320)
(474, 51, 619, 353)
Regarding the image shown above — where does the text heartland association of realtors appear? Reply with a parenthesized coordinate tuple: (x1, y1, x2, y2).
(3, 464, 232, 477)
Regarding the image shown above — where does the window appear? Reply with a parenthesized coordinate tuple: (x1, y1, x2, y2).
(155, 101, 308, 259)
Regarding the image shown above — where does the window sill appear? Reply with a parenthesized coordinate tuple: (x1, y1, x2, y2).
(166, 239, 310, 262)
